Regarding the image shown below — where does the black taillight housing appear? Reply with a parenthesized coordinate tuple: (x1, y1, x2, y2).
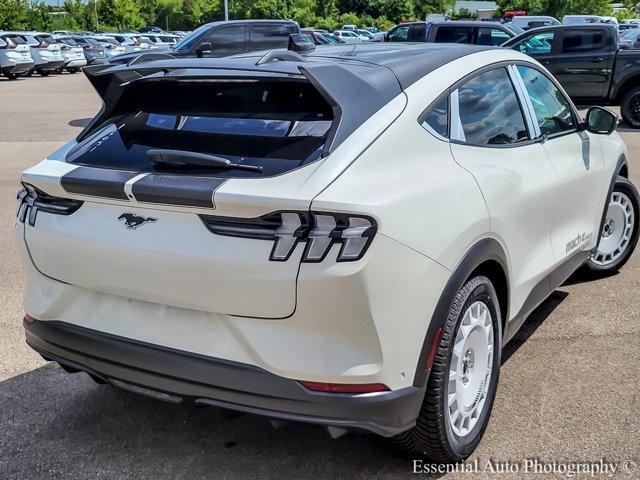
(17, 183, 83, 226)
(200, 211, 377, 263)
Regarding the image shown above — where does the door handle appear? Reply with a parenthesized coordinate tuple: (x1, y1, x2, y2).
(590, 58, 605, 63)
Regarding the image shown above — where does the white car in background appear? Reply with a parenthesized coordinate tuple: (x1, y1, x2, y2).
(0, 34, 34, 79)
(2, 32, 63, 76)
(142, 33, 180, 48)
(104, 33, 151, 53)
(92, 36, 126, 58)
(16, 44, 639, 462)
(333, 30, 361, 43)
(36, 33, 86, 73)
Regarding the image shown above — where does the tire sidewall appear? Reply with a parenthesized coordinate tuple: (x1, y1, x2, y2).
(622, 88, 640, 128)
(588, 177, 640, 272)
(442, 277, 502, 458)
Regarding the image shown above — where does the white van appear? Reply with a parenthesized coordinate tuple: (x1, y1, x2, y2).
(509, 15, 560, 30)
(562, 15, 619, 26)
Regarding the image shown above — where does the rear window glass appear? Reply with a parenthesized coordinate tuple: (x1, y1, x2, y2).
(66, 79, 334, 178)
(421, 96, 449, 139)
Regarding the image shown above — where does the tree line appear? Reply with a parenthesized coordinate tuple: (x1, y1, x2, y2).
(0, 0, 634, 34)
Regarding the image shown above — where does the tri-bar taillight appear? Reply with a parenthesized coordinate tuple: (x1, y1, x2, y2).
(201, 211, 377, 263)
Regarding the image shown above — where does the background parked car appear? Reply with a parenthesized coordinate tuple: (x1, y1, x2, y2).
(35, 33, 86, 73)
(56, 36, 107, 65)
(142, 33, 180, 48)
(619, 28, 640, 49)
(302, 30, 330, 45)
(355, 29, 375, 41)
(504, 24, 640, 127)
(92, 36, 127, 58)
(508, 15, 560, 30)
(322, 33, 345, 44)
(333, 30, 361, 43)
(2, 32, 63, 76)
(385, 21, 517, 46)
(106, 20, 300, 65)
(562, 15, 618, 25)
(0, 34, 34, 79)
(103, 33, 151, 53)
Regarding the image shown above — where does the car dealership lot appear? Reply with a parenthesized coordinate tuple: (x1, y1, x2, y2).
(1, 74, 639, 479)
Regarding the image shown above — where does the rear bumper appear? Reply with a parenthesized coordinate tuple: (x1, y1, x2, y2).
(24, 318, 425, 437)
(36, 60, 64, 72)
(64, 58, 87, 68)
(1, 62, 34, 74)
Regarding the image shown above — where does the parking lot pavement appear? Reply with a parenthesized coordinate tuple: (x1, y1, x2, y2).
(1, 74, 639, 479)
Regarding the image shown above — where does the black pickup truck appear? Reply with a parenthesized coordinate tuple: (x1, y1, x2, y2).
(107, 20, 300, 65)
(503, 24, 640, 127)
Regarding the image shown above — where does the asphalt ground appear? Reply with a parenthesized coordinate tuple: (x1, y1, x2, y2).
(0, 73, 639, 479)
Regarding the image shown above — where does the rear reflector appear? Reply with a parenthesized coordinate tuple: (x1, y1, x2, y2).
(425, 327, 443, 370)
(300, 381, 389, 394)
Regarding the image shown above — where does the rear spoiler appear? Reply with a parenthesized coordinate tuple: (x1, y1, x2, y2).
(80, 56, 402, 156)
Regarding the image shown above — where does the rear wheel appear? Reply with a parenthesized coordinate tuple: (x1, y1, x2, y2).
(393, 276, 501, 462)
(39, 70, 50, 77)
(5, 73, 18, 80)
(621, 87, 640, 128)
(67, 67, 78, 74)
(585, 176, 640, 274)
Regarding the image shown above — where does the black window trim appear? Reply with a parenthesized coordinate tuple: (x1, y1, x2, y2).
(513, 61, 581, 141)
(416, 60, 581, 148)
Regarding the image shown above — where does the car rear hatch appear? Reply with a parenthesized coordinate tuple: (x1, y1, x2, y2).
(19, 57, 403, 318)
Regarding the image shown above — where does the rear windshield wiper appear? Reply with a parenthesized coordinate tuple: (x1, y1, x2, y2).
(147, 149, 263, 173)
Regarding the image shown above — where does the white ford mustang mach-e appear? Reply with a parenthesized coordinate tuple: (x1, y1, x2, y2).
(15, 43, 639, 462)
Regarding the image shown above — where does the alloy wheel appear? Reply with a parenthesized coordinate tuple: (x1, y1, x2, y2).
(592, 191, 635, 266)
(446, 301, 494, 438)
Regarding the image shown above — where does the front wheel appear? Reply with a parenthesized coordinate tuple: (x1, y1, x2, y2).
(585, 176, 640, 275)
(393, 276, 502, 462)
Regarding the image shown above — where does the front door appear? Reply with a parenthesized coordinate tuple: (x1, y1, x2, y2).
(515, 65, 605, 261)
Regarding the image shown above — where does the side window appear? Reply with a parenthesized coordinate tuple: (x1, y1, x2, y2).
(477, 28, 511, 46)
(511, 32, 555, 55)
(434, 26, 472, 44)
(208, 26, 246, 55)
(561, 30, 605, 53)
(454, 68, 529, 145)
(516, 66, 576, 136)
(421, 96, 449, 139)
(250, 25, 289, 51)
(407, 24, 426, 41)
(388, 26, 409, 42)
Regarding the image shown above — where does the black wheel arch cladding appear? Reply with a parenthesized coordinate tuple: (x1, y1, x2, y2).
(413, 238, 508, 388)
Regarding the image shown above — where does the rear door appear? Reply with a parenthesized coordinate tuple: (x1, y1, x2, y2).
(204, 25, 246, 57)
(432, 25, 473, 44)
(552, 28, 615, 99)
(448, 66, 558, 307)
(19, 74, 336, 319)
(249, 25, 290, 51)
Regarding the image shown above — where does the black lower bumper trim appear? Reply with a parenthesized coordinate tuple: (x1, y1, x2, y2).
(1, 62, 34, 75)
(24, 319, 424, 436)
(36, 61, 64, 72)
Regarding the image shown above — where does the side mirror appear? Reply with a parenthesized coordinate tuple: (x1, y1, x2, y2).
(584, 106, 617, 135)
(195, 42, 212, 58)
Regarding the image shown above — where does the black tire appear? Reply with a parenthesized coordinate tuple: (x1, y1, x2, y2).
(67, 67, 78, 74)
(584, 176, 640, 275)
(5, 73, 18, 80)
(25, 68, 33, 77)
(621, 87, 640, 128)
(393, 276, 502, 462)
(39, 70, 50, 77)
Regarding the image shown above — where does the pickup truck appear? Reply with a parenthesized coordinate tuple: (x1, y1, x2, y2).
(107, 19, 300, 65)
(503, 24, 640, 127)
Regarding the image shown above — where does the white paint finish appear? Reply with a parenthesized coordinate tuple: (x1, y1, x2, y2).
(19, 233, 449, 389)
(24, 202, 302, 318)
(544, 132, 606, 259)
